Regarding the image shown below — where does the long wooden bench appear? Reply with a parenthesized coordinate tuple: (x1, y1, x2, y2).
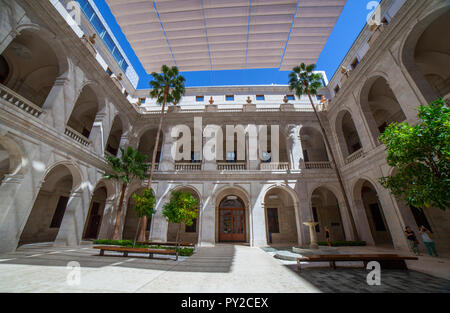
(297, 254, 418, 271)
(137, 241, 195, 248)
(93, 246, 178, 261)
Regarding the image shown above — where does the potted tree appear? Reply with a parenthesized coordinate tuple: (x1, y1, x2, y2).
(105, 147, 149, 240)
(131, 188, 156, 246)
(138, 65, 186, 241)
(162, 191, 199, 245)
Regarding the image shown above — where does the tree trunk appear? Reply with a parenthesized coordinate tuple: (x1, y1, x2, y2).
(138, 86, 170, 242)
(112, 182, 127, 240)
(306, 88, 359, 240)
(176, 223, 182, 245)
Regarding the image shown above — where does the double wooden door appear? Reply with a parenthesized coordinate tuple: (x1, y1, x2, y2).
(219, 208, 246, 242)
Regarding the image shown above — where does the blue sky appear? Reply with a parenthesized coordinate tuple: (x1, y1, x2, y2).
(95, 0, 374, 88)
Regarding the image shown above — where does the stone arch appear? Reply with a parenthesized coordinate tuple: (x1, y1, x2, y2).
(18, 163, 79, 246)
(352, 178, 393, 246)
(263, 184, 300, 245)
(300, 126, 329, 162)
(105, 114, 124, 156)
(66, 84, 102, 140)
(310, 186, 346, 242)
(214, 185, 250, 243)
(401, 6, 450, 102)
(82, 180, 113, 240)
(166, 185, 201, 244)
(334, 110, 363, 160)
(359, 75, 407, 144)
(0, 134, 25, 183)
(0, 26, 69, 107)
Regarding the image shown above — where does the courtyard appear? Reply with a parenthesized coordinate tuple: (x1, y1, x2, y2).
(0, 243, 449, 293)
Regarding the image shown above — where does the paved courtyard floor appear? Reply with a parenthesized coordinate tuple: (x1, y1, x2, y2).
(0, 243, 449, 293)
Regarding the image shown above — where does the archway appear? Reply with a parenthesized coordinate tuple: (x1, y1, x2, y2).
(166, 187, 200, 244)
(0, 30, 60, 107)
(218, 196, 246, 242)
(138, 129, 163, 165)
(67, 85, 100, 139)
(335, 111, 363, 159)
(264, 187, 299, 245)
(355, 180, 393, 246)
(105, 116, 123, 156)
(360, 77, 406, 144)
(311, 187, 345, 242)
(403, 9, 450, 101)
(19, 164, 74, 246)
(300, 127, 329, 163)
(122, 187, 149, 240)
(82, 184, 107, 240)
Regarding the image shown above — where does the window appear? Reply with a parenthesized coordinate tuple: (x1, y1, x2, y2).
(192, 151, 201, 163)
(139, 97, 146, 104)
(226, 95, 234, 101)
(262, 151, 271, 163)
(106, 67, 113, 76)
(267, 208, 280, 233)
(316, 95, 322, 101)
(286, 95, 295, 101)
(256, 95, 265, 101)
(369, 203, 387, 231)
(196, 96, 204, 102)
(226, 151, 236, 162)
(50, 196, 70, 228)
(186, 218, 197, 233)
(410, 206, 433, 232)
(334, 85, 340, 95)
(382, 17, 389, 25)
(303, 150, 309, 163)
(351, 58, 359, 70)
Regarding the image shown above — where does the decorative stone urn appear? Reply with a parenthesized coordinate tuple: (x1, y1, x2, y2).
(303, 220, 319, 249)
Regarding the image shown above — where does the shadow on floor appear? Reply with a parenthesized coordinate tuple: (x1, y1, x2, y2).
(0, 244, 236, 274)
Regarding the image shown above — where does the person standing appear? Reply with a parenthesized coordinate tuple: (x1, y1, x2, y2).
(325, 226, 331, 247)
(404, 226, 420, 256)
(419, 226, 438, 257)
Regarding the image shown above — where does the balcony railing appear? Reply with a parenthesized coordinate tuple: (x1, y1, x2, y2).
(217, 162, 247, 171)
(260, 162, 290, 171)
(305, 161, 332, 169)
(0, 83, 44, 118)
(175, 163, 202, 171)
(64, 126, 91, 147)
(345, 149, 364, 165)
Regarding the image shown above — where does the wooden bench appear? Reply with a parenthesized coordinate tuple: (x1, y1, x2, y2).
(137, 241, 195, 248)
(296, 254, 418, 271)
(93, 246, 178, 261)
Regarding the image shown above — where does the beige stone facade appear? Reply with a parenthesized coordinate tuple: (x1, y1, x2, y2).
(0, 0, 448, 256)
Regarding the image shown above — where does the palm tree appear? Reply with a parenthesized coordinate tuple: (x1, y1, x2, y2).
(137, 65, 186, 241)
(289, 63, 358, 240)
(105, 147, 149, 240)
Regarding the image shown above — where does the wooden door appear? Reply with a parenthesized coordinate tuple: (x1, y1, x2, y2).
(219, 208, 245, 242)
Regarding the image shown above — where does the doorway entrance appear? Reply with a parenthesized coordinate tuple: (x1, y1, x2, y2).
(219, 196, 246, 242)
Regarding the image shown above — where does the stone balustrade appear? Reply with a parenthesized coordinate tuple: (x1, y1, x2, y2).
(305, 161, 332, 169)
(345, 149, 365, 165)
(217, 162, 247, 171)
(260, 162, 291, 171)
(0, 83, 44, 118)
(175, 163, 202, 171)
(64, 126, 91, 147)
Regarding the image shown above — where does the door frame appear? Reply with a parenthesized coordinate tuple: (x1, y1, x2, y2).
(218, 207, 246, 243)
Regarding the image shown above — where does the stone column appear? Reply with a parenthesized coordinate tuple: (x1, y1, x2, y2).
(197, 182, 215, 246)
(89, 112, 107, 155)
(352, 197, 376, 245)
(295, 182, 313, 247)
(97, 199, 116, 240)
(337, 199, 356, 241)
(348, 95, 376, 152)
(286, 125, 303, 171)
(41, 76, 74, 132)
(54, 187, 91, 247)
(158, 125, 175, 172)
(251, 200, 267, 247)
(149, 182, 169, 242)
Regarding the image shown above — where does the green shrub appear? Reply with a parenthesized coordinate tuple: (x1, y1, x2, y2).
(93, 239, 195, 256)
(317, 241, 366, 247)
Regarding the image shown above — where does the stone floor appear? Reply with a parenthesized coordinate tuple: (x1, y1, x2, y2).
(1, 243, 449, 293)
(264, 245, 450, 293)
(0, 243, 319, 293)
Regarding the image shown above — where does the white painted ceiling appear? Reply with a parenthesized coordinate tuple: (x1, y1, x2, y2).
(105, 0, 347, 72)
